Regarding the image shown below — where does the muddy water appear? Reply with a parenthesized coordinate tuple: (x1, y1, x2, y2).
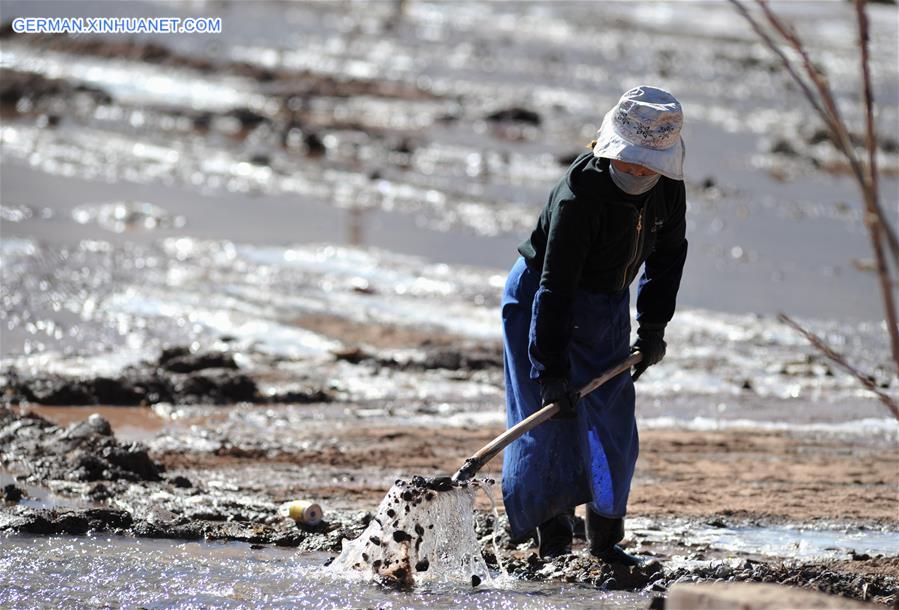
(1, 525, 894, 607)
(1, 1, 897, 323)
(0, 535, 651, 609)
(628, 518, 899, 562)
(23, 405, 167, 441)
(1, 0, 897, 420)
(0, 472, 95, 511)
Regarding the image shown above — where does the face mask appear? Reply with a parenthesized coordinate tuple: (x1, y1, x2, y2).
(609, 163, 661, 195)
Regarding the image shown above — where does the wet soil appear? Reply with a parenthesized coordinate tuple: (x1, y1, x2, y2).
(500, 552, 898, 604)
(1, 404, 896, 605)
(1, 345, 332, 407)
(0, 406, 370, 549)
(155, 417, 898, 527)
(0, 67, 112, 112)
(292, 313, 463, 351)
(630, 430, 899, 524)
(0, 407, 162, 483)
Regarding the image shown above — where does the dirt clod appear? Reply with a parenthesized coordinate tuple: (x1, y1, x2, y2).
(3, 484, 23, 503)
(0, 408, 163, 482)
(1, 346, 334, 406)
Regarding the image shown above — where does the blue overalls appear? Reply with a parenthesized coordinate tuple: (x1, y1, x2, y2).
(501, 256, 638, 540)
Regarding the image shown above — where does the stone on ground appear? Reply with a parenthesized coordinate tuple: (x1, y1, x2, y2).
(666, 582, 878, 609)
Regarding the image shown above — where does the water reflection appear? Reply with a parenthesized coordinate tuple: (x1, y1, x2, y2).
(0, 535, 650, 609)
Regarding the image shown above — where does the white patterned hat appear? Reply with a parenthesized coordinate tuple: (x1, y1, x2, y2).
(592, 86, 685, 180)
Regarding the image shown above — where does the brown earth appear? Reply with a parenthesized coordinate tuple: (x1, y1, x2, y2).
(13, 401, 899, 593)
(630, 430, 898, 524)
(147, 418, 899, 584)
(154, 421, 899, 526)
(206, 311, 899, 525)
(834, 556, 899, 578)
(290, 312, 461, 350)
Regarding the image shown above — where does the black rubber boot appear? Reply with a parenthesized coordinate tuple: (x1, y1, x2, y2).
(537, 509, 575, 558)
(591, 545, 644, 566)
(586, 509, 644, 566)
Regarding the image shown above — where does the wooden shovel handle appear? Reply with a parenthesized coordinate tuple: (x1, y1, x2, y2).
(452, 352, 642, 482)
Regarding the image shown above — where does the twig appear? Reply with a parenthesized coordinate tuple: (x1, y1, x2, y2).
(855, 0, 878, 229)
(727, 0, 830, 123)
(732, 0, 899, 266)
(854, 0, 899, 266)
(778, 314, 899, 421)
(731, 0, 899, 376)
(764, 0, 899, 266)
(851, 0, 899, 373)
(756, 1, 865, 182)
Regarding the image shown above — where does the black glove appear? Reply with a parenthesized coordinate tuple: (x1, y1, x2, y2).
(631, 325, 667, 382)
(540, 377, 580, 419)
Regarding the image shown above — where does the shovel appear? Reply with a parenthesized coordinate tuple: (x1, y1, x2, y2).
(451, 352, 642, 482)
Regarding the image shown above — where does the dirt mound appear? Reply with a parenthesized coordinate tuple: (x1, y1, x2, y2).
(0, 407, 163, 482)
(0, 502, 373, 551)
(335, 343, 503, 373)
(656, 559, 897, 606)
(1, 346, 332, 407)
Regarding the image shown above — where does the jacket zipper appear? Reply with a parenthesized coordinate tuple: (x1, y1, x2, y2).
(619, 205, 646, 290)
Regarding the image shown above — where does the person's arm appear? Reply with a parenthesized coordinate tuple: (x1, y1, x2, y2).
(636, 181, 688, 328)
(528, 199, 594, 381)
(632, 181, 688, 380)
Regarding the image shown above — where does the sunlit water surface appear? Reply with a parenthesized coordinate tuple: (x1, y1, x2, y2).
(0, 535, 650, 609)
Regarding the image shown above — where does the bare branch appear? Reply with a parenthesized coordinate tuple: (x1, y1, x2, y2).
(865, 209, 899, 374)
(851, 0, 899, 373)
(727, 0, 830, 123)
(855, 0, 878, 212)
(731, 0, 899, 375)
(854, 0, 899, 266)
(745, 0, 899, 266)
(755, 1, 865, 181)
(778, 314, 899, 421)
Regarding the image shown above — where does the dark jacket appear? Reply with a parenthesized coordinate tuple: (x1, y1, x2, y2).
(518, 152, 688, 380)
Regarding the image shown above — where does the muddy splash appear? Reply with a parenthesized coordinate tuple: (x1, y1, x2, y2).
(329, 476, 497, 587)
